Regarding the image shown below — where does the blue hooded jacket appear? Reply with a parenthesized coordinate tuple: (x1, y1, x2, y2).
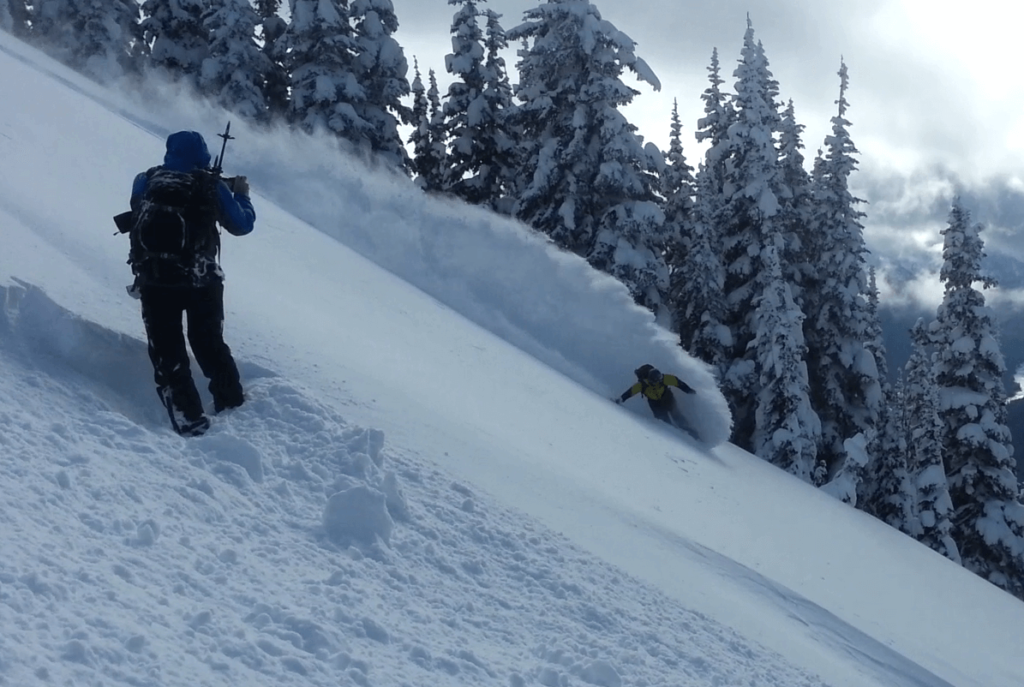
(130, 131, 255, 237)
(163, 130, 212, 172)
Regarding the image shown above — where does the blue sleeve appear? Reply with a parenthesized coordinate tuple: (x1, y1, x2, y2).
(130, 172, 148, 211)
(216, 182, 255, 236)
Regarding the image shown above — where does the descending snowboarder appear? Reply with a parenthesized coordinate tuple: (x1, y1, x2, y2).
(614, 364, 696, 431)
(125, 130, 255, 436)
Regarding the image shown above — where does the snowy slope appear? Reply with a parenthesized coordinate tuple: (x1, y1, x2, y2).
(1, 31, 1023, 687)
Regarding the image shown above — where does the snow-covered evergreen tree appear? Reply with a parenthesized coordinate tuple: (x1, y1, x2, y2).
(776, 100, 814, 304)
(588, 199, 669, 317)
(141, 0, 209, 83)
(866, 384, 915, 530)
(409, 61, 430, 181)
(750, 241, 821, 482)
(931, 199, 1024, 598)
(715, 18, 784, 451)
(864, 268, 889, 392)
(804, 61, 882, 501)
(662, 99, 696, 322)
(480, 7, 518, 213)
(442, 0, 484, 183)
(904, 319, 960, 562)
(861, 269, 914, 524)
(348, 0, 411, 170)
(676, 49, 732, 370)
(694, 47, 733, 183)
(201, 0, 273, 121)
(508, 0, 668, 316)
(408, 62, 447, 192)
(255, 0, 290, 120)
(810, 146, 826, 191)
(29, 0, 141, 82)
(283, 0, 362, 139)
(661, 100, 696, 234)
(285, 0, 413, 166)
(675, 165, 728, 372)
(441, 0, 516, 210)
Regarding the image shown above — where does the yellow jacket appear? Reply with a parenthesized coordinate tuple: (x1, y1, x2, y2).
(618, 374, 692, 403)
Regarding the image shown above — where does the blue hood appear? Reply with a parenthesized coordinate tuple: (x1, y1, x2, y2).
(163, 131, 212, 172)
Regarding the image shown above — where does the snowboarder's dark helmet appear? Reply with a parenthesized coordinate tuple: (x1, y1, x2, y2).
(647, 368, 663, 383)
(635, 364, 654, 379)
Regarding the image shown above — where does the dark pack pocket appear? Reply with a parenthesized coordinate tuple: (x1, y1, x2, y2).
(135, 202, 189, 258)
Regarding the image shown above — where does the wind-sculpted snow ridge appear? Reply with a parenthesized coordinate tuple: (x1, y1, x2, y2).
(0, 282, 820, 687)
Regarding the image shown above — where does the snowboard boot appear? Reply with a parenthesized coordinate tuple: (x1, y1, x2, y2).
(158, 386, 210, 437)
(213, 390, 244, 414)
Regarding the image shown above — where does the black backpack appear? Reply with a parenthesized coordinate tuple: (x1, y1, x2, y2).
(129, 167, 220, 283)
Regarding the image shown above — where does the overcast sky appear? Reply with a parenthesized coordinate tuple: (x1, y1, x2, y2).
(396, 0, 1022, 180)
(392, 0, 1024, 303)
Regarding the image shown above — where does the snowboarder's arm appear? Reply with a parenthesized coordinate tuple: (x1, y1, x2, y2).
(617, 382, 642, 403)
(665, 375, 696, 394)
(215, 181, 255, 236)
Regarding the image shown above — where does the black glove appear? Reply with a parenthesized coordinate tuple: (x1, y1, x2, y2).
(612, 396, 623, 404)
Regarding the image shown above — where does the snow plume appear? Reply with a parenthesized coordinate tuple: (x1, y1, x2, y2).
(74, 71, 732, 443)
(242, 125, 729, 443)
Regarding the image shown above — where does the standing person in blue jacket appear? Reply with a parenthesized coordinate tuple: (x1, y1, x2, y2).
(128, 130, 255, 436)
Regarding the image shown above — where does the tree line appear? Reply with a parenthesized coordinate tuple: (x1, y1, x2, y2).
(4, 0, 1023, 599)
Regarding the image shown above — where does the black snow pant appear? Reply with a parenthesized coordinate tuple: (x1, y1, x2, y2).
(140, 281, 244, 435)
(648, 390, 695, 437)
(647, 393, 676, 424)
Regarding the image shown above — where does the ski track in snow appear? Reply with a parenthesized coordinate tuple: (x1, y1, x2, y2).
(0, 282, 824, 687)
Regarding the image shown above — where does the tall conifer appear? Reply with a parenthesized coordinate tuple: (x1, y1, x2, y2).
(409, 62, 447, 192)
(750, 242, 821, 482)
(29, 0, 141, 81)
(677, 49, 731, 370)
(349, 0, 411, 170)
(715, 18, 786, 450)
(141, 0, 209, 84)
(255, 0, 290, 120)
(804, 61, 882, 502)
(442, 0, 516, 210)
(282, 0, 361, 138)
(904, 320, 960, 562)
(931, 199, 1024, 598)
(201, 0, 272, 120)
(663, 99, 697, 325)
(509, 0, 668, 315)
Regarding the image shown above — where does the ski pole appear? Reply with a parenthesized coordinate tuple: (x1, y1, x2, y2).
(212, 121, 234, 176)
